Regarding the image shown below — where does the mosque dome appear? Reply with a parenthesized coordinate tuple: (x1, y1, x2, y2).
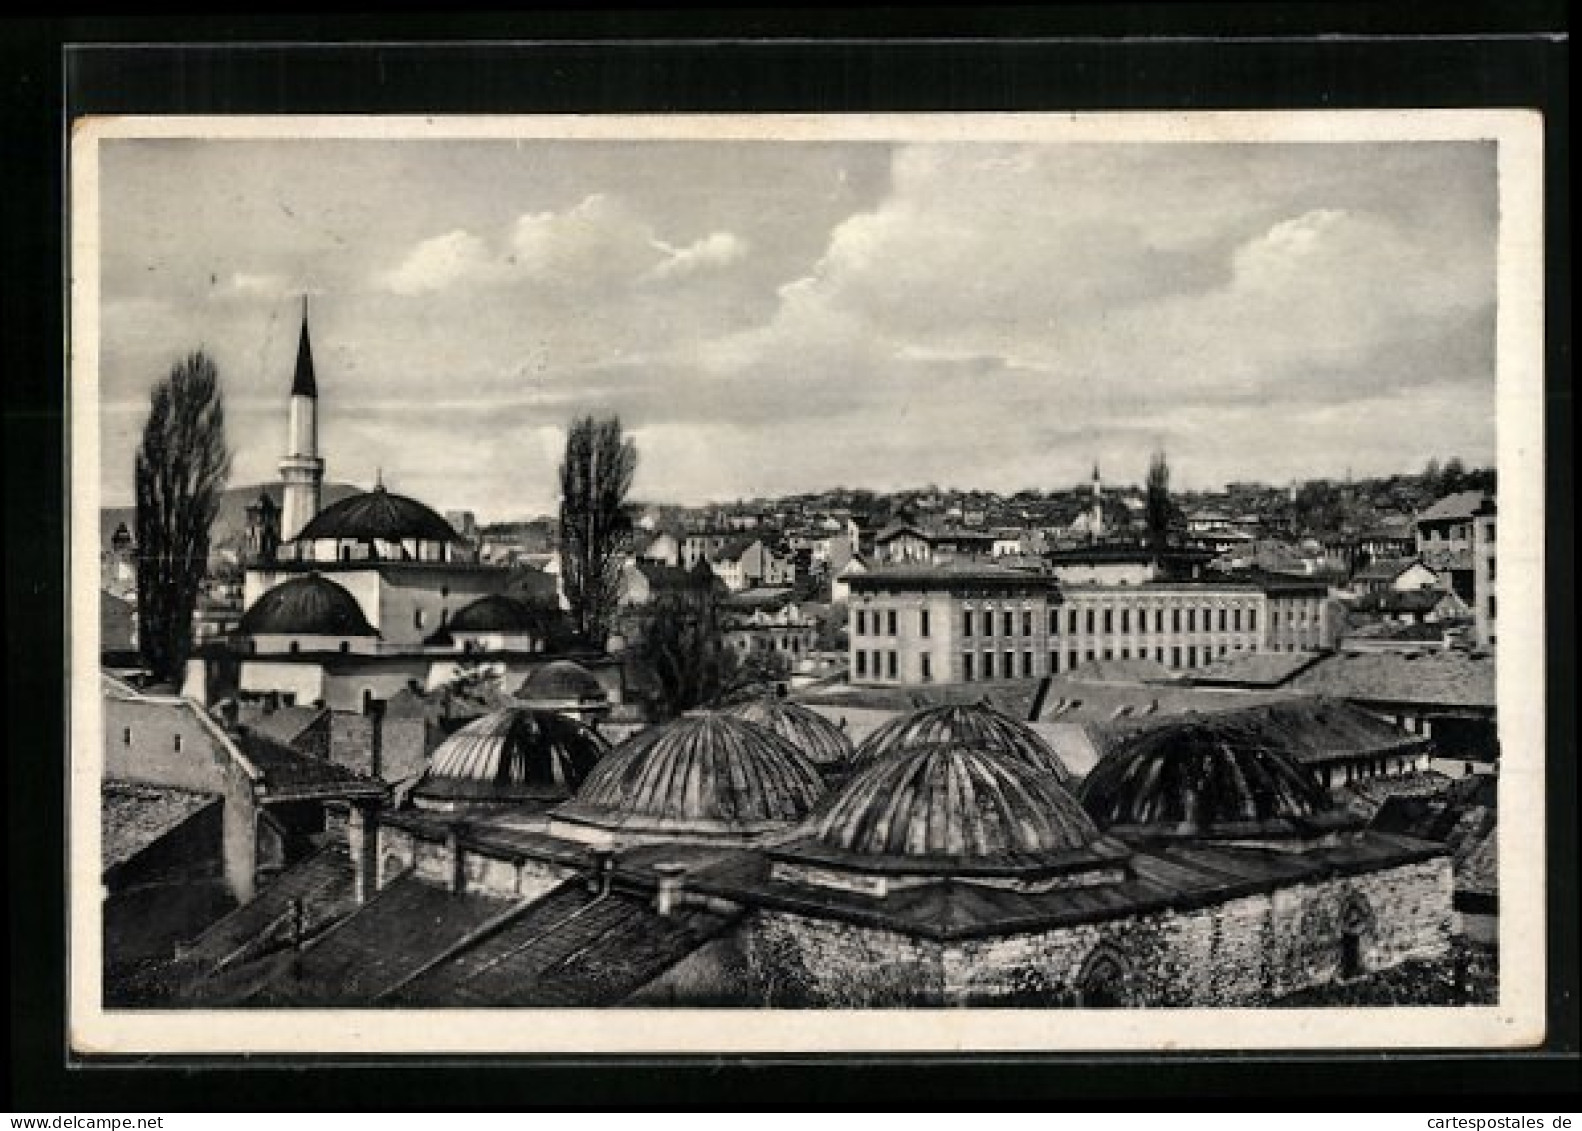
(551, 713, 825, 841)
(722, 697, 854, 768)
(238, 573, 376, 637)
(518, 660, 608, 709)
(852, 702, 1073, 783)
(1077, 715, 1352, 840)
(411, 707, 609, 808)
(293, 485, 461, 545)
(446, 594, 550, 635)
(781, 741, 1119, 879)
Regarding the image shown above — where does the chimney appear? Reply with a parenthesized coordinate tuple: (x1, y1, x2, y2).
(586, 848, 613, 896)
(215, 698, 240, 732)
(347, 803, 380, 905)
(446, 825, 466, 894)
(653, 862, 687, 917)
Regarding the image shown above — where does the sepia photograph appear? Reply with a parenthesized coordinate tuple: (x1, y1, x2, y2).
(67, 110, 1547, 1055)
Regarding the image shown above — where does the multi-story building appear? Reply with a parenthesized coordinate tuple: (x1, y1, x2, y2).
(1470, 495, 1497, 649)
(847, 566, 1336, 686)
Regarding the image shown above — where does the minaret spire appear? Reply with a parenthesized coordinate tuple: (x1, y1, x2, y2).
(279, 296, 326, 542)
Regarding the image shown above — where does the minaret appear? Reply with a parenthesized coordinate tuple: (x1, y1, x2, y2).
(1090, 461, 1104, 541)
(279, 297, 325, 542)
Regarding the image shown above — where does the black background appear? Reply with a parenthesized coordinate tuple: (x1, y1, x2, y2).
(5, 6, 1574, 1109)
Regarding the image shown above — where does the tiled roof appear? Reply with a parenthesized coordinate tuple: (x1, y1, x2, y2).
(240, 874, 515, 1006)
(101, 780, 221, 875)
(239, 704, 329, 749)
(1352, 557, 1423, 582)
(231, 726, 387, 800)
(1354, 589, 1460, 615)
(388, 882, 744, 1007)
(1062, 656, 1179, 685)
(1417, 491, 1492, 524)
(1287, 651, 1496, 710)
(1189, 650, 1326, 687)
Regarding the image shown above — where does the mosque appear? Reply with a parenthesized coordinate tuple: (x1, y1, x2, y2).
(164, 689, 1453, 1009)
(211, 305, 623, 721)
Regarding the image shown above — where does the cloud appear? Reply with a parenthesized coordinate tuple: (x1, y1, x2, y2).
(644, 231, 750, 283)
(376, 229, 504, 295)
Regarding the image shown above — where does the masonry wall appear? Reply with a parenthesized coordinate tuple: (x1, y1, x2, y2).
(725, 855, 1453, 1006)
(373, 823, 574, 903)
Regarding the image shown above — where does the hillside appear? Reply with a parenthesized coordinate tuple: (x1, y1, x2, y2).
(99, 481, 365, 550)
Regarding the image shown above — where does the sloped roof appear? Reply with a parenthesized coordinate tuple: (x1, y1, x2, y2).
(1189, 650, 1326, 688)
(1418, 491, 1492, 524)
(1288, 651, 1496, 709)
(102, 780, 221, 875)
(230, 726, 387, 801)
(1353, 556, 1425, 582)
(1062, 656, 1179, 686)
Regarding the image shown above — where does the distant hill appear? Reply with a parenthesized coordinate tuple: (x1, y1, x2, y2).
(99, 481, 365, 550)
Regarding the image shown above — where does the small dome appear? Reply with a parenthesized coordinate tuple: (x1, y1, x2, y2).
(293, 486, 461, 545)
(853, 702, 1073, 783)
(518, 660, 607, 706)
(412, 708, 608, 806)
(1078, 715, 1344, 840)
(722, 697, 854, 767)
(792, 741, 1107, 870)
(552, 713, 825, 840)
(446, 594, 549, 635)
(239, 574, 376, 637)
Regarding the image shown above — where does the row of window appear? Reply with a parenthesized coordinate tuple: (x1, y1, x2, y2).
(854, 602, 1270, 640)
(122, 727, 183, 752)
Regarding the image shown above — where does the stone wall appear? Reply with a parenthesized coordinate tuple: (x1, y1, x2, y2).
(372, 822, 574, 903)
(736, 911, 945, 1006)
(329, 711, 377, 776)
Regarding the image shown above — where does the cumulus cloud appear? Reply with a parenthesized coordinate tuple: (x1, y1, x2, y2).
(644, 231, 749, 283)
(376, 229, 505, 295)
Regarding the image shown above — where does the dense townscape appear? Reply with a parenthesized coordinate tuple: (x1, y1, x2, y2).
(95, 305, 1500, 1009)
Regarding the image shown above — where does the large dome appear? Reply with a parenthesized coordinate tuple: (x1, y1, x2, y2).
(722, 697, 854, 768)
(412, 707, 608, 807)
(518, 660, 608, 708)
(788, 741, 1111, 871)
(853, 702, 1073, 783)
(446, 594, 550, 635)
(551, 713, 825, 840)
(1078, 715, 1350, 840)
(239, 573, 376, 637)
(293, 485, 461, 545)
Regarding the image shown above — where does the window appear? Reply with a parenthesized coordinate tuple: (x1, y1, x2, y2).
(963, 653, 975, 681)
(1171, 646, 1181, 668)
(1051, 650, 1061, 673)
(1023, 651, 1034, 677)
(1172, 609, 1181, 633)
(1120, 609, 1130, 634)
(1218, 608, 1227, 632)
(1103, 609, 1113, 634)
(1186, 608, 1196, 633)
(1156, 609, 1165, 633)
(339, 640, 350, 653)
(1002, 652, 1015, 680)
(1139, 609, 1149, 635)
(887, 609, 897, 636)
(920, 610, 930, 638)
(855, 610, 866, 635)
(1069, 650, 1079, 672)
(1121, 647, 1130, 660)
(856, 651, 867, 677)
(1069, 609, 1080, 635)
(1049, 610, 1060, 635)
(963, 610, 973, 637)
(122, 727, 132, 746)
(888, 651, 897, 679)
(1233, 607, 1243, 632)
(983, 611, 994, 637)
(173, 733, 183, 753)
(1022, 611, 1033, 637)
(1003, 611, 1015, 638)
(1187, 646, 1198, 668)
(414, 607, 427, 630)
(921, 654, 932, 681)
(289, 640, 301, 654)
(1085, 609, 1096, 635)
(1248, 608, 1258, 632)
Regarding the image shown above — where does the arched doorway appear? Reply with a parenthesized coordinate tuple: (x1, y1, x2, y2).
(1076, 944, 1132, 1008)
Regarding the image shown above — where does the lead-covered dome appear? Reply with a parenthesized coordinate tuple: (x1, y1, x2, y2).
(1078, 715, 1353, 841)
(853, 702, 1072, 783)
(723, 697, 854, 768)
(239, 573, 376, 637)
(551, 713, 825, 841)
(446, 594, 548, 635)
(771, 741, 1129, 892)
(411, 707, 608, 809)
(294, 486, 461, 545)
(518, 660, 606, 707)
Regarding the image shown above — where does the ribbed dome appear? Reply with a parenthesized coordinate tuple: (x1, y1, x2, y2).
(1078, 716, 1344, 839)
(446, 594, 548, 634)
(722, 697, 855, 767)
(518, 660, 607, 706)
(413, 708, 609, 806)
(853, 703, 1073, 783)
(239, 573, 376, 637)
(796, 742, 1105, 867)
(552, 713, 825, 839)
(293, 486, 460, 544)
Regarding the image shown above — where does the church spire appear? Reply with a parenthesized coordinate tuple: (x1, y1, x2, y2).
(291, 295, 318, 398)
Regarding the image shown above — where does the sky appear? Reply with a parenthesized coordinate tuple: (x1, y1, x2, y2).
(92, 134, 1498, 522)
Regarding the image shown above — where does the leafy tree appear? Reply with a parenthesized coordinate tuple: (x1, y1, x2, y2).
(558, 415, 637, 647)
(134, 351, 231, 683)
(629, 573, 738, 720)
(1144, 449, 1176, 548)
